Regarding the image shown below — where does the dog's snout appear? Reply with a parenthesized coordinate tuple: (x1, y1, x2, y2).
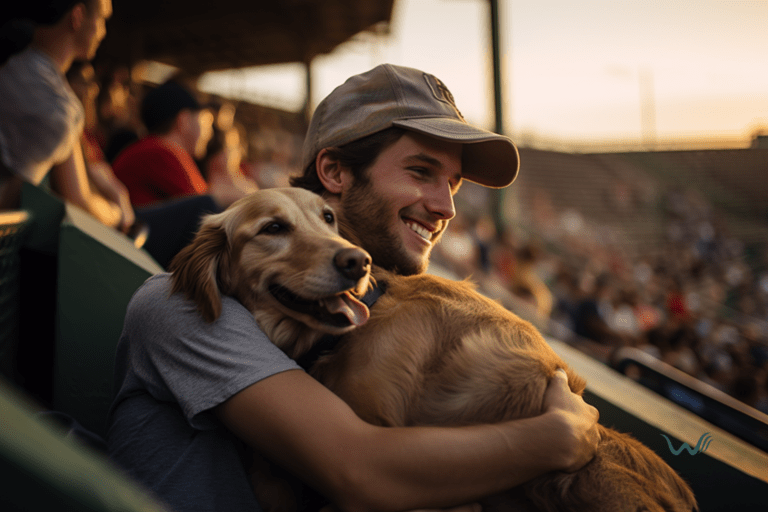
(334, 248, 371, 281)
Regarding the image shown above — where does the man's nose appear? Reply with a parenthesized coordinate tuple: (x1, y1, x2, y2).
(425, 182, 456, 221)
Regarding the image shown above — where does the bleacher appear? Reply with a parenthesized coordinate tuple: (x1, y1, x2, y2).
(513, 145, 768, 260)
(513, 147, 668, 257)
(611, 149, 768, 247)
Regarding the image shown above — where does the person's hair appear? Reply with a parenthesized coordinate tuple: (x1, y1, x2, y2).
(0, 1, 96, 65)
(290, 127, 406, 194)
(148, 115, 179, 136)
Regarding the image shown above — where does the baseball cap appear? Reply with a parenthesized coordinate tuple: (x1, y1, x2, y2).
(302, 64, 519, 188)
(141, 80, 202, 133)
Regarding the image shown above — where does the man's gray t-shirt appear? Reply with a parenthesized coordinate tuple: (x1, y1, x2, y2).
(107, 273, 301, 511)
(0, 47, 83, 183)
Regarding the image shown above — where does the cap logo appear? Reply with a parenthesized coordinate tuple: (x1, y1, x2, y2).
(423, 73, 464, 121)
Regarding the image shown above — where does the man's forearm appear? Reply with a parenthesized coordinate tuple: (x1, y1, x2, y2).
(81, 192, 123, 228)
(219, 370, 580, 512)
(333, 412, 573, 512)
(51, 145, 124, 229)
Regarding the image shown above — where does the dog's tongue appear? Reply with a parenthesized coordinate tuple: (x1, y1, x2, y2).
(325, 291, 370, 326)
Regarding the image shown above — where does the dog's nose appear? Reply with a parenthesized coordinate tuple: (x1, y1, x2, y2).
(334, 248, 371, 281)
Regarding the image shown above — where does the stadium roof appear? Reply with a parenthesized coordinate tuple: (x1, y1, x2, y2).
(99, 0, 395, 74)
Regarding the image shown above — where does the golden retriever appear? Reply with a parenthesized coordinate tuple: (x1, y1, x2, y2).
(170, 188, 697, 512)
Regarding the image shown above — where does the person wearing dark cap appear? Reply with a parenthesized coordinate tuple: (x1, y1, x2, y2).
(108, 64, 599, 512)
(0, 0, 131, 233)
(112, 79, 214, 207)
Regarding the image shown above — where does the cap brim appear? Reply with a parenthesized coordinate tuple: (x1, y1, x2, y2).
(393, 117, 519, 188)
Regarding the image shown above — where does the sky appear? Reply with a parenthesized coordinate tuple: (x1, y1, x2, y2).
(198, 0, 768, 151)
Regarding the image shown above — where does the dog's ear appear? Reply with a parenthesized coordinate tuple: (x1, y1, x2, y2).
(169, 223, 229, 323)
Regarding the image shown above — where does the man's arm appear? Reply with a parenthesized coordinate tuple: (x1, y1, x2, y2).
(50, 139, 123, 228)
(84, 158, 135, 232)
(217, 369, 599, 512)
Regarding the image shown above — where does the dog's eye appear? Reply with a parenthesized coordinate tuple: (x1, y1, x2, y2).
(323, 212, 335, 224)
(260, 222, 288, 235)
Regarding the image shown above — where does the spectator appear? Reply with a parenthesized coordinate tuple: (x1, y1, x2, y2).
(98, 65, 142, 163)
(0, 0, 131, 232)
(200, 122, 258, 208)
(67, 61, 221, 267)
(112, 79, 215, 207)
(509, 242, 554, 321)
(64, 59, 136, 236)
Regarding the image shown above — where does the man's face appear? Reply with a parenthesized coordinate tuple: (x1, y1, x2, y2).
(338, 132, 462, 276)
(75, 0, 112, 60)
(192, 109, 215, 159)
(178, 108, 214, 158)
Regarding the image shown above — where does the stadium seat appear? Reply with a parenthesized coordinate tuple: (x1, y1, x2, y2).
(19, 182, 162, 437)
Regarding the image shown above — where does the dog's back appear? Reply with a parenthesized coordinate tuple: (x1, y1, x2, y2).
(312, 270, 697, 512)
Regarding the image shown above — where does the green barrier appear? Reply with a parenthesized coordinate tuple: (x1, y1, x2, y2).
(0, 377, 169, 512)
(20, 181, 64, 254)
(549, 338, 768, 512)
(54, 198, 163, 437)
(18, 182, 162, 437)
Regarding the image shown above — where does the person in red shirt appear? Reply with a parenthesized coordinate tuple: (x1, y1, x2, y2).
(113, 79, 213, 207)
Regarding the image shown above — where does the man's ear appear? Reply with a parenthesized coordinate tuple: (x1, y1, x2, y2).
(315, 148, 349, 194)
(69, 3, 86, 31)
(175, 109, 192, 135)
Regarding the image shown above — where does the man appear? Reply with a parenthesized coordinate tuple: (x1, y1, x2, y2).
(107, 64, 600, 512)
(0, 0, 132, 230)
(112, 79, 214, 207)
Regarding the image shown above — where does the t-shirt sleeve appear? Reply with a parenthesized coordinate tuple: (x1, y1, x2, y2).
(117, 274, 301, 430)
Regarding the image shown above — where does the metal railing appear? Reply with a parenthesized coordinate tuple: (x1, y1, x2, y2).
(613, 346, 768, 453)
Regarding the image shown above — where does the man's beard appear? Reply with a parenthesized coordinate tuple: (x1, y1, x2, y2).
(338, 179, 440, 276)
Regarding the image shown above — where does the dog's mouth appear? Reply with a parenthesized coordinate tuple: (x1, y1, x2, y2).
(268, 284, 370, 329)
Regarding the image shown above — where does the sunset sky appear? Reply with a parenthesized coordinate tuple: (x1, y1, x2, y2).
(199, 0, 768, 150)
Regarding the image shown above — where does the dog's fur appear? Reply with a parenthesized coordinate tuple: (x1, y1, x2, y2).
(170, 188, 697, 512)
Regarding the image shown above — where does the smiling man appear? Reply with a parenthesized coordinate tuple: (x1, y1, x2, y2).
(108, 64, 599, 512)
(292, 64, 518, 276)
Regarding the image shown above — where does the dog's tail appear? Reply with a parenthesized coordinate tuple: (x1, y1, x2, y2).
(169, 222, 229, 323)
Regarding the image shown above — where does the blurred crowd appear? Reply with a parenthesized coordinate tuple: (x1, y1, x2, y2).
(74, 63, 302, 201)
(432, 184, 768, 416)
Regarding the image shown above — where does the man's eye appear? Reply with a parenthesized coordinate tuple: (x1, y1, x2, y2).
(323, 212, 335, 224)
(259, 222, 288, 235)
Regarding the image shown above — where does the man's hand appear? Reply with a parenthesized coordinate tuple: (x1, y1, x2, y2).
(542, 369, 600, 472)
(87, 160, 135, 233)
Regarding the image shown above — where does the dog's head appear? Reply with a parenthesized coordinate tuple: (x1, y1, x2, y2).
(169, 188, 372, 350)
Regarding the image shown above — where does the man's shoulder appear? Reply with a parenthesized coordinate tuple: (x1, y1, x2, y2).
(116, 136, 171, 157)
(113, 137, 180, 170)
(126, 273, 258, 331)
(0, 48, 74, 120)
